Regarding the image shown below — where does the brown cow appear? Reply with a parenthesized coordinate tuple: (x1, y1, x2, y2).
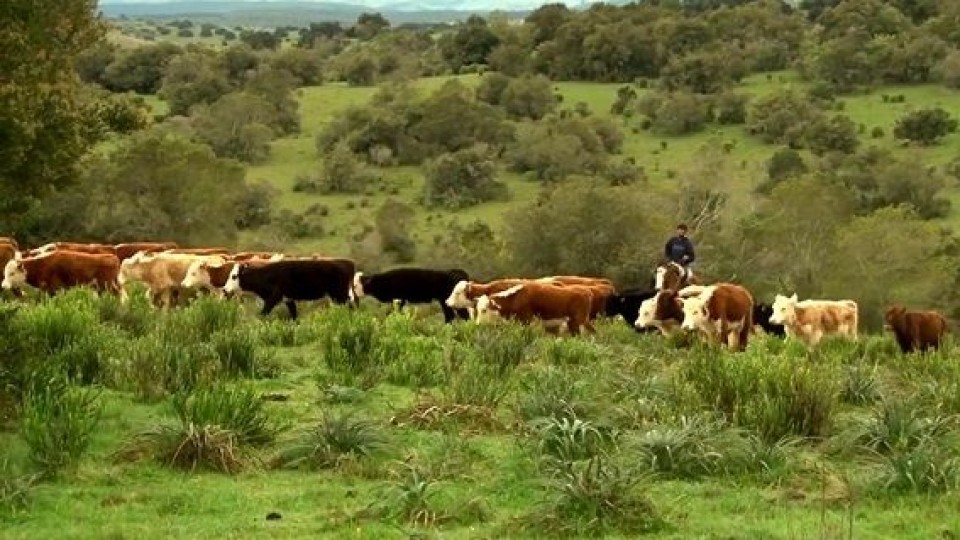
(884, 305, 948, 354)
(679, 284, 754, 351)
(540, 275, 614, 288)
(475, 282, 595, 335)
(634, 289, 685, 335)
(35, 242, 115, 257)
(445, 278, 533, 310)
(768, 294, 858, 347)
(2, 251, 121, 295)
(0, 237, 18, 250)
(114, 242, 178, 261)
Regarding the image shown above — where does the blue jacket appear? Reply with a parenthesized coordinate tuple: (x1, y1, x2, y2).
(665, 235, 695, 265)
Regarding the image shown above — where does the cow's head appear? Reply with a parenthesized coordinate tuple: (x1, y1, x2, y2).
(634, 294, 662, 329)
(223, 262, 247, 296)
(769, 293, 798, 325)
(883, 305, 907, 330)
(680, 294, 709, 332)
(182, 260, 217, 289)
(2, 259, 26, 290)
(445, 280, 473, 309)
(474, 295, 502, 325)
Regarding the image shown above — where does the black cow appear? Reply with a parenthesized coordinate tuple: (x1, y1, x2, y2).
(753, 302, 786, 337)
(604, 288, 658, 333)
(352, 267, 471, 323)
(223, 258, 355, 320)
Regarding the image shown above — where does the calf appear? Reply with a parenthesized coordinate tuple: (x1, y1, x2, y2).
(679, 284, 754, 351)
(2, 251, 120, 295)
(223, 259, 355, 319)
(353, 267, 471, 323)
(120, 252, 226, 307)
(634, 290, 685, 336)
(768, 293, 858, 347)
(605, 288, 658, 332)
(752, 302, 785, 337)
(884, 305, 948, 354)
(475, 282, 595, 335)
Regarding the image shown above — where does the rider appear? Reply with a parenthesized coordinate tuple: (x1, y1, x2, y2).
(664, 223, 696, 280)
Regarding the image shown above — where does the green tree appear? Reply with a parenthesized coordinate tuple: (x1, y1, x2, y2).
(500, 75, 556, 120)
(893, 107, 958, 145)
(158, 52, 232, 116)
(442, 15, 500, 71)
(269, 47, 324, 86)
(660, 49, 747, 94)
(352, 12, 391, 41)
(94, 93, 151, 135)
(760, 148, 807, 194)
(412, 80, 513, 155)
(190, 93, 278, 164)
(317, 142, 377, 194)
(102, 42, 183, 93)
(475, 72, 511, 106)
(747, 88, 823, 146)
(803, 114, 860, 155)
(0, 0, 105, 234)
(937, 49, 960, 89)
(75, 43, 117, 86)
(240, 30, 280, 50)
(45, 131, 250, 246)
(423, 145, 506, 209)
(637, 91, 711, 136)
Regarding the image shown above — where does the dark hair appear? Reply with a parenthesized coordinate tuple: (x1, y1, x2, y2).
(676, 224, 688, 231)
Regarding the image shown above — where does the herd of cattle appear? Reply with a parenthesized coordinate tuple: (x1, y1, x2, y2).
(0, 238, 949, 355)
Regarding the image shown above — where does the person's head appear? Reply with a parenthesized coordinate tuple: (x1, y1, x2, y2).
(676, 224, 688, 237)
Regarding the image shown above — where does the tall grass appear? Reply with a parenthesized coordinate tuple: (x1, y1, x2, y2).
(125, 336, 219, 401)
(318, 308, 383, 389)
(272, 413, 386, 471)
(19, 379, 102, 478)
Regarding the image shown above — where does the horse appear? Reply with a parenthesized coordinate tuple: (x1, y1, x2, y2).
(654, 260, 699, 291)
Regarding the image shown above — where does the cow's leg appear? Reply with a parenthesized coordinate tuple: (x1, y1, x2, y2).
(440, 302, 456, 323)
(260, 293, 282, 317)
(285, 299, 298, 320)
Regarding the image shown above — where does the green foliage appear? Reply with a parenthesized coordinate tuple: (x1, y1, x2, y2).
(636, 91, 711, 136)
(661, 48, 746, 94)
(317, 141, 378, 194)
(0, 0, 106, 236)
(190, 92, 278, 164)
(318, 308, 384, 389)
(273, 413, 386, 470)
(158, 52, 233, 116)
(102, 42, 183, 94)
(171, 384, 278, 446)
(94, 93, 151, 135)
(938, 49, 960, 89)
(423, 144, 506, 209)
(747, 88, 823, 146)
(19, 379, 102, 478)
(893, 107, 958, 145)
(66, 131, 250, 246)
(532, 417, 617, 463)
(516, 367, 589, 422)
(375, 198, 417, 263)
(500, 75, 556, 120)
(269, 47, 324, 86)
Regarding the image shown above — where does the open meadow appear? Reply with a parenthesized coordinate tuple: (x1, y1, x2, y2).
(4, 290, 960, 539)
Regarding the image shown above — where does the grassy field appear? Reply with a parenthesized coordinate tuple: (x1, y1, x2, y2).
(3, 291, 960, 538)
(209, 70, 960, 254)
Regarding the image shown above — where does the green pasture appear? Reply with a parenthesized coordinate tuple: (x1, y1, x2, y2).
(3, 291, 960, 539)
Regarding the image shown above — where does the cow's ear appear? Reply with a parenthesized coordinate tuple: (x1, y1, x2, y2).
(790, 293, 798, 302)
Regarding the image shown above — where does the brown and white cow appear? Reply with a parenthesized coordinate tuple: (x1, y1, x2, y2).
(446, 278, 536, 311)
(474, 282, 595, 335)
(0, 237, 18, 250)
(884, 305, 948, 354)
(768, 293, 858, 347)
(163, 247, 232, 256)
(2, 251, 121, 295)
(119, 252, 227, 307)
(114, 242, 178, 261)
(633, 290, 685, 335)
(230, 251, 284, 262)
(678, 284, 754, 351)
(34, 242, 116, 257)
(181, 257, 278, 295)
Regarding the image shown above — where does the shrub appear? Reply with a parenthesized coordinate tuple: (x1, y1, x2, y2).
(876, 438, 960, 494)
(19, 379, 102, 478)
(318, 308, 383, 389)
(839, 365, 880, 405)
(516, 367, 590, 423)
(209, 327, 269, 379)
(272, 413, 386, 471)
(893, 107, 958, 145)
(530, 455, 662, 536)
(422, 144, 506, 209)
(0, 461, 38, 514)
(125, 336, 219, 402)
(531, 416, 618, 463)
(172, 384, 279, 446)
(443, 346, 513, 409)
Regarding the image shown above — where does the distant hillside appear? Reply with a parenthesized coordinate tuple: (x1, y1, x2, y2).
(98, 0, 536, 24)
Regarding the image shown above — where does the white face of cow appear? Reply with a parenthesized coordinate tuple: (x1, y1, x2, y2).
(2, 259, 26, 290)
(352, 272, 365, 299)
(680, 295, 709, 331)
(182, 261, 212, 289)
(474, 295, 502, 325)
(634, 295, 660, 329)
(769, 294, 798, 325)
(445, 280, 472, 309)
(654, 267, 666, 290)
(223, 264, 243, 295)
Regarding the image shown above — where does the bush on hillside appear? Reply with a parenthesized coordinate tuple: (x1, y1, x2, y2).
(636, 91, 710, 136)
(893, 107, 958, 145)
(423, 144, 506, 209)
